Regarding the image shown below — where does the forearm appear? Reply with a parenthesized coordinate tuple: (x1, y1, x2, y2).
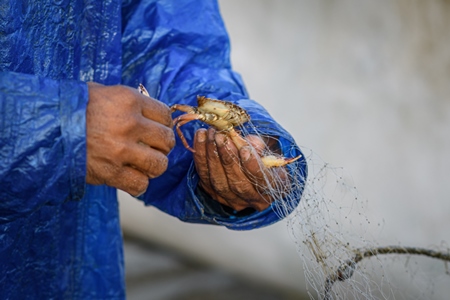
(122, 0, 306, 229)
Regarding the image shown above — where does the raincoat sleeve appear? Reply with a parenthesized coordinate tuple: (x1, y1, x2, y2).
(121, 0, 306, 230)
(0, 71, 87, 223)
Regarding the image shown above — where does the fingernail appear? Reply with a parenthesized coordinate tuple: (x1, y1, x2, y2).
(240, 146, 251, 162)
(198, 130, 206, 142)
(207, 128, 215, 142)
(135, 188, 147, 198)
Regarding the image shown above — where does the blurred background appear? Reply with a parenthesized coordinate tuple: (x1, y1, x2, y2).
(119, 1, 450, 299)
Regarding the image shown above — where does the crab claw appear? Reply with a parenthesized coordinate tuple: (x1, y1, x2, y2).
(261, 154, 302, 168)
(138, 84, 150, 97)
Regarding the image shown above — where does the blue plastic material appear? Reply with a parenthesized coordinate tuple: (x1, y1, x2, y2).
(0, 0, 307, 298)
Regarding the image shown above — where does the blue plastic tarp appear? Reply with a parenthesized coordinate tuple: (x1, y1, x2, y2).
(0, 0, 307, 298)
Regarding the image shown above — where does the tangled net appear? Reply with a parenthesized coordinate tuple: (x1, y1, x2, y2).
(233, 119, 450, 300)
(165, 91, 450, 299)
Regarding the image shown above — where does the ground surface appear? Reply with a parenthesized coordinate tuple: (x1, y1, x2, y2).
(124, 236, 308, 300)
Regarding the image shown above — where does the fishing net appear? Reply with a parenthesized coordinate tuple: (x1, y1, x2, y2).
(165, 86, 449, 299)
(213, 0, 450, 297)
(235, 120, 450, 300)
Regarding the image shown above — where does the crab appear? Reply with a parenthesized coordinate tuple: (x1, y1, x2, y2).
(171, 96, 301, 168)
(138, 84, 300, 168)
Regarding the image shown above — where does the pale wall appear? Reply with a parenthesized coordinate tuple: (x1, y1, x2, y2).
(119, 0, 450, 295)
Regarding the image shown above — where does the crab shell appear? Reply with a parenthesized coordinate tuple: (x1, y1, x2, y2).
(195, 96, 302, 167)
(196, 96, 250, 131)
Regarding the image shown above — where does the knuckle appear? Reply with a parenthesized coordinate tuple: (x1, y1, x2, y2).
(118, 86, 137, 107)
(123, 117, 139, 133)
(101, 164, 121, 183)
(210, 178, 229, 195)
(143, 155, 168, 178)
(147, 98, 172, 127)
(219, 151, 236, 166)
(156, 156, 169, 175)
(111, 142, 128, 160)
(162, 107, 173, 127)
(128, 175, 149, 197)
(230, 183, 252, 196)
(164, 128, 176, 151)
(230, 203, 248, 212)
(144, 123, 175, 155)
(114, 142, 129, 161)
(253, 201, 270, 212)
(112, 167, 148, 196)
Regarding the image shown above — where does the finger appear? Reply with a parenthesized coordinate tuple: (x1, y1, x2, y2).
(216, 194, 249, 212)
(94, 85, 172, 128)
(217, 138, 270, 210)
(205, 128, 243, 205)
(122, 143, 169, 179)
(246, 134, 291, 198)
(109, 166, 149, 197)
(215, 133, 270, 210)
(193, 129, 213, 192)
(194, 129, 249, 211)
(139, 93, 173, 127)
(136, 118, 175, 155)
(245, 135, 266, 156)
(239, 146, 289, 196)
(205, 128, 231, 198)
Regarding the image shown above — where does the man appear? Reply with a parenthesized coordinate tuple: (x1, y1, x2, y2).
(0, 0, 306, 298)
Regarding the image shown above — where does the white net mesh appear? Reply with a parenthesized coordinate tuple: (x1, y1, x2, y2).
(236, 120, 450, 300)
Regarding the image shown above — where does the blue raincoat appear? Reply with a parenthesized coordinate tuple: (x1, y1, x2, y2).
(0, 0, 307, 298)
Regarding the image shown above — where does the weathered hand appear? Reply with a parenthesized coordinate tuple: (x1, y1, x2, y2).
(193, 128, 289, 212)
(85, 82, 175, 196)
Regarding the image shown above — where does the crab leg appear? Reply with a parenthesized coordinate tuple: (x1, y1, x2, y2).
(172, 114, 203, 153)
(171, 104, 198, 114)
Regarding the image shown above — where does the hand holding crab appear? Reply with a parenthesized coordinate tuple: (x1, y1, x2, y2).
(170, 95, 300, 212)
(193, 127, 290, 211)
